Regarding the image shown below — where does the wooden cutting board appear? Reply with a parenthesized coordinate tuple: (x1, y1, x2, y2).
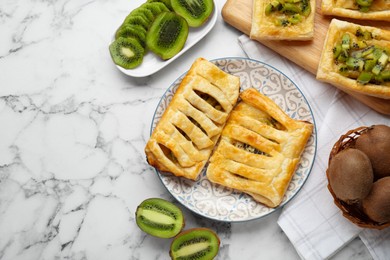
(222, 0, 390, 115)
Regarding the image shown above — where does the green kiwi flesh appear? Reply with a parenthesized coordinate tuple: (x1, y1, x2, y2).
(141, 2, 170, 16)
(109, 37, 145, 69)
(115, 25, 147, 47)
(123, 14, 150, 30)
(171, 0, 214, 27)
(130, 7, 155, 23)
(136, 198, 184, 238)
(147, 0, 173, 10)
(146, 12, 189, 60)
(170, 228, 220, 260)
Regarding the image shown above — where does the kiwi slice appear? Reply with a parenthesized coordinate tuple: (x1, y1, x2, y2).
(109, 37, 144, 69)
(130, 7, 155, 23)
(115, 25, 147, 47)
(136, 198, 185, 238)
(146, 12, 189, 60)
(170, 228, 220, 260)
(171, 0, 214, 27)
(123, 14, 150, 30)
(147, 0, 173, 10)
(141, 2, 170, 16)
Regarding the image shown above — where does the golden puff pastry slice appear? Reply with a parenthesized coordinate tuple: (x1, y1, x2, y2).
(250, 0, 315, 40)
(145, 58, 240, 181)
(206, 88, 313, 208)
(321, 0, 390, 21)
(317, 19, 390, 99)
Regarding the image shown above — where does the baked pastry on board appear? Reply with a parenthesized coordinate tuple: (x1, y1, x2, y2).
(321, 0, 390, 21)
(206, 88, 313, 207)
(317, 19, 390, 99)
(250, 0, 315, 40)
(145, 57, 240, 181)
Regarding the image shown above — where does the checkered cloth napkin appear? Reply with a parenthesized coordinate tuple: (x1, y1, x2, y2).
(238, 34, 390, 260)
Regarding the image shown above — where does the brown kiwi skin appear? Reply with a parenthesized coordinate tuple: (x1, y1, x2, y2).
(355, 125, 390, 180)
(327, 148, 374, 204)
(362, 177, 390, 223)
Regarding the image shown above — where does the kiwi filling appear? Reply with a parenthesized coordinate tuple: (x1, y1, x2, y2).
(265, 0, 311, 27)
(233, 141, 270, 156)
(159, 143, 179, 164)
(333, 29, 390, 85)
(194, 90, 224, 112)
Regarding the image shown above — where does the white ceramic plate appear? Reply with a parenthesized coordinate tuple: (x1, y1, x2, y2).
(150, 58, 317, 222)
(114, 3, 218, 77)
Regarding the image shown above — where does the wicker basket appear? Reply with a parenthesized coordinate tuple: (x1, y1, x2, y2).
(327, 126, 390, 230)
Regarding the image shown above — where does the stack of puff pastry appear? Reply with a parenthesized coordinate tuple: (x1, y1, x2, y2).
(145, 58, 313, 208)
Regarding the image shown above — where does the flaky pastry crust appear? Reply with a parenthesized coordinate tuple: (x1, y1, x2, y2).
(321, 0, 390, 21)
(145, 58, 240, 181)
(206, 88, 313, 207)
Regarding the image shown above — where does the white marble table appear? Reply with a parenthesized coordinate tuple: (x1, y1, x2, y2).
(0, 0, 373, 259)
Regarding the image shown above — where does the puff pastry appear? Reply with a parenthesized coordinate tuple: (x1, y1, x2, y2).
(321, 0, 390, 21)
(317, 19, 390, 99)
(250, 0, 315, 40)
(206, 88, 313, 207)
(145, 58, 240, 181)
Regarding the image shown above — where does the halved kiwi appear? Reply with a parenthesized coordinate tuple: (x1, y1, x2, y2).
(136, 198, 185, 238)
(171, 0, 214, 27)
(170, 228, 220, 260)
(109, 37, 145, 69)
(146, 12, 189, 60)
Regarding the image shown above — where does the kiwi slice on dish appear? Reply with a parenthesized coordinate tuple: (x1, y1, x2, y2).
(171, 0, 214, 27)
(130, 7, 155, 24)
(146, 12, 189, 60)
(123, 14, 151, 30)
(170, 228, 220, 260)
(136, 198, 185, 238)
(141, 2, 170, 16)
(109, 37, 145, 69)
(115, 24, 147, 47)
(147, 0, 173, 10)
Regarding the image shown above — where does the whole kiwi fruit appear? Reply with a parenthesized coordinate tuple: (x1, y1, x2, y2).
(355, 124, 390, 180)
(362, 177, 390, 223)
(170, 228, 220, 260)
(327, 148, 374, 204)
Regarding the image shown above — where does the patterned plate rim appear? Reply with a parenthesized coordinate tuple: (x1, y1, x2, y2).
(149, 57, 318, 222)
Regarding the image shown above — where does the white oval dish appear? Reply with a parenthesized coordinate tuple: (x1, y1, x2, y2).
(112, 2, 218, 78)
(150, 58, 317, 222)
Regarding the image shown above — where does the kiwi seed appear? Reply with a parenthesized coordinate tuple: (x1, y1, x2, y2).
(171, 0, 214, 27)
(109, 37, 145, 69)
(136, 198, 185, 238)
(146, 12, 189, 60)
(170, 228, 220, 260)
